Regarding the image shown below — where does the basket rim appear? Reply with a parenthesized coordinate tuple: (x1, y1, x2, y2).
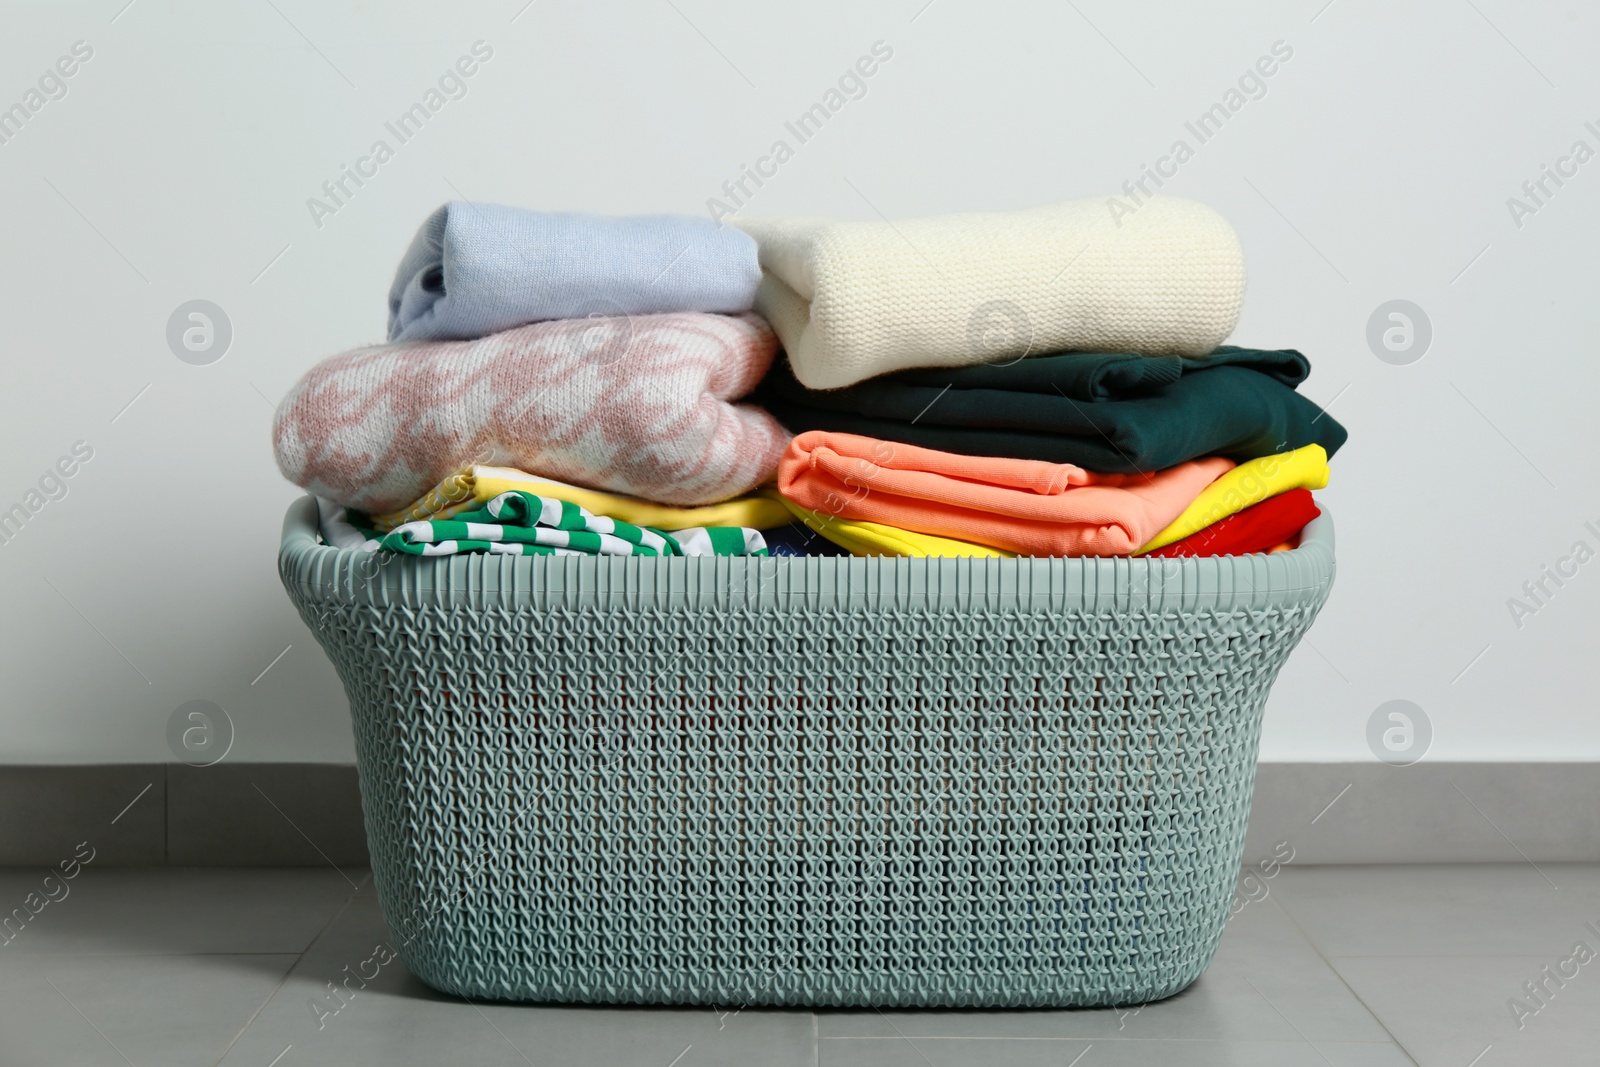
(279, 496, 1335, 615)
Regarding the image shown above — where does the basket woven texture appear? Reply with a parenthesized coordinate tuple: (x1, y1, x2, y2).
(280, 497, 1335, 1008)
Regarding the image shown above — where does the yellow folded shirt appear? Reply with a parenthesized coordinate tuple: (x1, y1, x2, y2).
(370, 465, 793, 532)
(773, 494, 1013, 558)
(1135, 444, 1329, 554)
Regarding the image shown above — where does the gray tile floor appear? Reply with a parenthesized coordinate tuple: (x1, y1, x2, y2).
(1, 864, 1596, 1066)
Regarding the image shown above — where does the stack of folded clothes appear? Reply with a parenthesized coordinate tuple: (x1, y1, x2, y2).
(745, 196, 1343, 558)
(274, 195, 1345, 560)
(275, 201, 791, 558)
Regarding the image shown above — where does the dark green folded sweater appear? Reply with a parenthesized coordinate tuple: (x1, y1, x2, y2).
(756, 347, 1347, 473)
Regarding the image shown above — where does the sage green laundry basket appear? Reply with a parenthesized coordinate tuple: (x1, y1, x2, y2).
(279, 497, 1335, 1008)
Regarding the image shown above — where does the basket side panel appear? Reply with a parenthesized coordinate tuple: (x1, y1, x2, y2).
(285, 591, 1324, 1008)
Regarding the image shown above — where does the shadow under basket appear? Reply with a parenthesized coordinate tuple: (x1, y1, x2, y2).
(278, 497, 1335, 1009)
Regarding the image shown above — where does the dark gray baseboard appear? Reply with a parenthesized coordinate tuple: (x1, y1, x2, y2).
(1, 762, 1595, 867)
(1240, 761, 1600, 866)
(0, 763, 368, 867)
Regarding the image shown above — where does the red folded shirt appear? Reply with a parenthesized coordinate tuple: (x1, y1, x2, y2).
(1144, 488, 1320, 558)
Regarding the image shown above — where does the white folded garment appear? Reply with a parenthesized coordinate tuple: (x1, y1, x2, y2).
(735, 195, 1247, 390)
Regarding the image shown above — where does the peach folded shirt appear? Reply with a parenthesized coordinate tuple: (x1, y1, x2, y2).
(777, 431, 1234, 557)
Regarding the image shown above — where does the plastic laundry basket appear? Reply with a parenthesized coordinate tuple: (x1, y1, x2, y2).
(279, 497, 1335, 1008)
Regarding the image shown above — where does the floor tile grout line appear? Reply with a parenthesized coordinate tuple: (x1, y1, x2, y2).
(1242, 976, 1339, 1067)
(1265, 893, 1421, 1065)
(462, 996, 538, 1065)
(871, 1003, 940, 1066)
(815, 1036, 1415, 1043)
(5, 951, 315, 959)
(21, 862, 1593, 1060)
(1320, 952, 1575, 959)
(208, 953, 302, 1067)
(208, 876, 369, 1066)
(45, 976, 139, 1067)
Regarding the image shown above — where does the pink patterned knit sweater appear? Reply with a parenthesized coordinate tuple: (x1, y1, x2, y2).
(273, 312, 791, 512)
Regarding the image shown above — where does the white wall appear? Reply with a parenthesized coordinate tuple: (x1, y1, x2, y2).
(2, 0, 1595, 763)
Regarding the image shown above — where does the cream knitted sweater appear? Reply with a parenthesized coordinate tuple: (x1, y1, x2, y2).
(735, 196, 1246, 390)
